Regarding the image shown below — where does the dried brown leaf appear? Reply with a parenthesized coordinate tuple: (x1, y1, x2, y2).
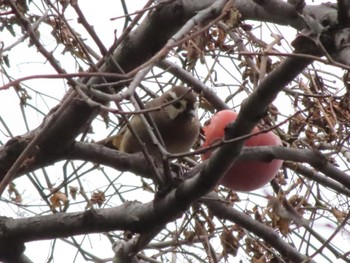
(221, 228, 239, 258)
(50, 192, 69, 209)
(90, 190, 106, 208)
(69, 186, 79, 200)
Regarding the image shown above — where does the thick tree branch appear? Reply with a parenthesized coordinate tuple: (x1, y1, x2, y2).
(234, 0, 337, 31)
(68, 142, 350, 196)
(0, 191, 310, 263)
(202, 192, 312, 263)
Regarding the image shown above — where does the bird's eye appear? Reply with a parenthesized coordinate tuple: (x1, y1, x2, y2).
(173, 101, 182, 109)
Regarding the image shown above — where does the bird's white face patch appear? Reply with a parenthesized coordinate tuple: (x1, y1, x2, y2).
(165, 99, 187, 119)
(168, 91, 177, 100)
(163, 90, 189, 119)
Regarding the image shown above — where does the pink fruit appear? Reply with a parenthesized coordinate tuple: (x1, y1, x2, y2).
(202, 110, 283, 191)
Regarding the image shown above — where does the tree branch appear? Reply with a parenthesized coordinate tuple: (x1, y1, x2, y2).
(202, 192, 312, 263)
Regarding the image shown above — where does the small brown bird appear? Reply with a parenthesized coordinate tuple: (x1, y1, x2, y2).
(117, 86, 200, 158)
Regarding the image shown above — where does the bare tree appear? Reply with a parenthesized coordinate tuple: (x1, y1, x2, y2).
(1, 0, 350, 262)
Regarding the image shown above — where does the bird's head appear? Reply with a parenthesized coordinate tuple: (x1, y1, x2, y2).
(162, 86, 198, 120)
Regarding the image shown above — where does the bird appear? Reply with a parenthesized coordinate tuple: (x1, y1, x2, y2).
(108, 86, 200, 158)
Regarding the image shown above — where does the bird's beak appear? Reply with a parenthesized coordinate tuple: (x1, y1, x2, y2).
(188, 109, 197, 118)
